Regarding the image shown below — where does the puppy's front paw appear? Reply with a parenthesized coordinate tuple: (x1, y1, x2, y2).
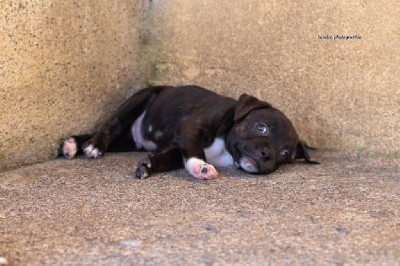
(185, 158, 218, 180)
(135, 158, 152, 179)
(62, 137, 78, 159)
(82, 143, 102, 159)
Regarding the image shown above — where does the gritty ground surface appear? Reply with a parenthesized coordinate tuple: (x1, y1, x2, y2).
(0, 150, 399, 265)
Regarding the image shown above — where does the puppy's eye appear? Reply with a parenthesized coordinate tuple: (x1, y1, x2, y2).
(280, 150, 289, 159)
(256, 123, 269, 134)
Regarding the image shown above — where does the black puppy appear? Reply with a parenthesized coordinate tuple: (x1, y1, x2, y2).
(61, 85, 318, 179)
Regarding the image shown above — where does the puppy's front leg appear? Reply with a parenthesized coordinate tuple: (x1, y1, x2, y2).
(185, 157, 218, 180)
(179, 130, 219, 180)
(135, 147, 184, 179)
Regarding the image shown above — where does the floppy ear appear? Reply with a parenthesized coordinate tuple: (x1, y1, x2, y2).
(295, 141, 320, 164)
(234, 94, 271, 121)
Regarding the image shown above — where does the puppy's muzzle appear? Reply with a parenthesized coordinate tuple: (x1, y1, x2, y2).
(238, 143, 276, 174)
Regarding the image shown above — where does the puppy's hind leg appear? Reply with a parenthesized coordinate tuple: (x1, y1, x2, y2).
(107, 127, 138, 152)
(59, 134, 92, 159)
(82, 87, 164, 159)
(60, 128, 137, 160)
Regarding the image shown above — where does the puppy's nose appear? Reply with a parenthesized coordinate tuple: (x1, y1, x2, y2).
(260, 150, 271, 160)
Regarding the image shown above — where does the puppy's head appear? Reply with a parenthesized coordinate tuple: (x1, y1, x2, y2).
(226, 94, 319, 175)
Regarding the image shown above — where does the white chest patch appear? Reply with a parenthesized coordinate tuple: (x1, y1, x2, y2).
(131, 111, 157, 151)
(204, 138, 233, 167)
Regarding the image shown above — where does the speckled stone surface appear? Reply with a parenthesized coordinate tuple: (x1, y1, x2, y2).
(147, 0, 400, 155)
(1, 150, 399, 265)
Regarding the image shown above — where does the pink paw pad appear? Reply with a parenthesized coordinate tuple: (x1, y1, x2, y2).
(186, 158, 219, 180)
(63, 138, 77, 159)
(194, 164, 218, 180)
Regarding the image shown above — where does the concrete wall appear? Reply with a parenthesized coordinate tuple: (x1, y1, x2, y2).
(148, 0, 399, 157)
(1, 0, 399, 170)
(0, 1, 152, 170)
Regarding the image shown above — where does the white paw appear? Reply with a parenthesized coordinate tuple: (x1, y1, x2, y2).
(185, 157, 218, 180)
(83, 144, 102, 159)
(0, 257, 8, 265)
(62, 137, 77, 159)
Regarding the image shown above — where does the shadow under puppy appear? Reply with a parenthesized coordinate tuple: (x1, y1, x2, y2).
(60, 85, 319, 180)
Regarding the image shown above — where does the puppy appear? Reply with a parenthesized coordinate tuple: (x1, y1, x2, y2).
(61, 85, 319, 179)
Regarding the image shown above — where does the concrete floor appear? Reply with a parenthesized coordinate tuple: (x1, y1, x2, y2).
(0, 150, 399, 265)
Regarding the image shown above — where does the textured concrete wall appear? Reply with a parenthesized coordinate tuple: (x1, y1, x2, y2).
(148, 1, 400, 156)
(0, 1, 151, 170)
(1, 0, 399, 170)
